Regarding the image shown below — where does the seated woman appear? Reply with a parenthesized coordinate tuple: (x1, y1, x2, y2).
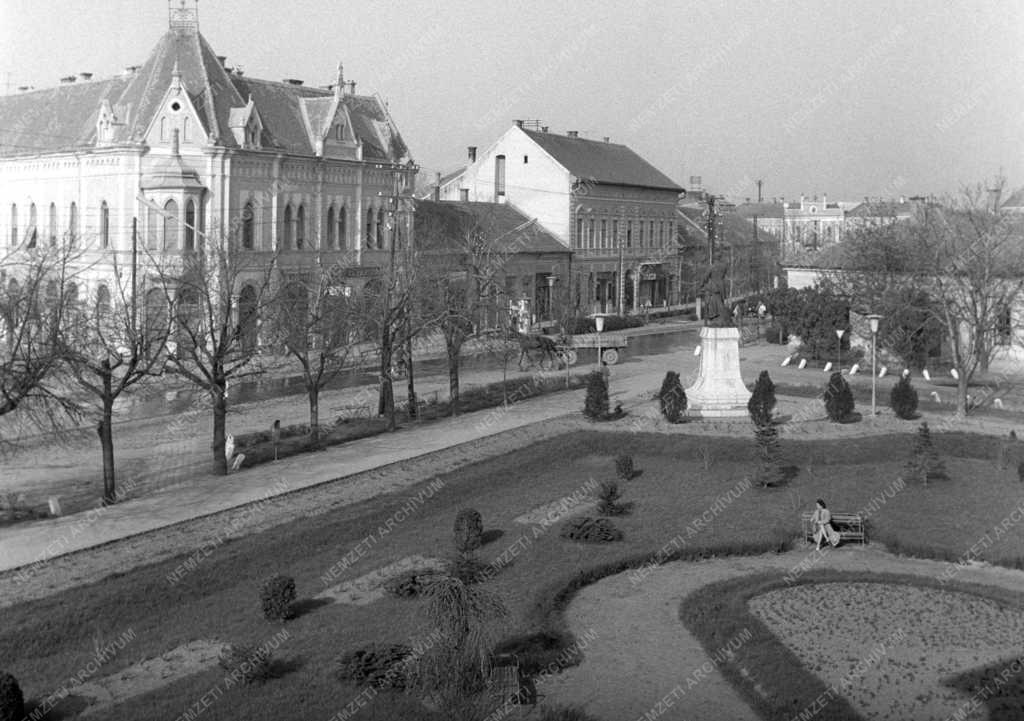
(811, 498, 840, 550)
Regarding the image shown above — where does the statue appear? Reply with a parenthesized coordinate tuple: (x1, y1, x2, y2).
(699, 263, 731, 328)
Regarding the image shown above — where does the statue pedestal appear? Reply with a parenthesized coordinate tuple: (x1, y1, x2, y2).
(686, 327, 751, 418)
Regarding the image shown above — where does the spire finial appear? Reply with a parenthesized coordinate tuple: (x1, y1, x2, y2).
(334, 62, 344, 101)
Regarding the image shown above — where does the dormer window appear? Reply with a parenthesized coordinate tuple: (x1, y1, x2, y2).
(334, 123, 343, 141)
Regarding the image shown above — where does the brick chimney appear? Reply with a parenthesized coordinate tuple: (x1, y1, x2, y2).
(433, 172, 441, 202)
(344, 80, 356, 95)
(468, 146, 477, 162)
(60, 75, 76, 84)
(566, 130, 578, 138)
(78, 72, 93, 81)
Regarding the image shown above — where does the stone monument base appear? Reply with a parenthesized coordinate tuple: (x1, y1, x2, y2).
(686, 326, 751, 418)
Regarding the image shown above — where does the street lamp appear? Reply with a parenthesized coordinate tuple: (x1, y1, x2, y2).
(867, 314, 883, 416)
(595, 315, 605, 369)
(835, 328, 845, 373)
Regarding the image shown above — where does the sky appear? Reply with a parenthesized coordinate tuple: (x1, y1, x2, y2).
(1, 0, 1021, 202)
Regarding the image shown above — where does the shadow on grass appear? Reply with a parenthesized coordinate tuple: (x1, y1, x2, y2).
(291, 597, 334, 618)
(627, 469, 644, 480)
(266, 655, 304, 680)
(945, 657, 1024, 720)
(25, 694, 91, 720)
(480, 528, 505, 546)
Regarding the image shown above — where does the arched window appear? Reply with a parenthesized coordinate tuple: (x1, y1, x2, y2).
(296, 204, 306, 250)
(175, 286, 200, 352)
(27, 203, 37, 247)
(183, 116, 191, 142)
(366, 208, 374, 249)
(638, 220, 644, 247)
(144, 287, 167, 340)
(575, 217, 583, 248)
(283, 204, 294, 249)
(163, 199, 178, 251)
(100, 201, 109, 248)
(159, 117, 167, 142)
(185, 200, 196, 251)
(326, 206, 335, 249)
(588, 219, 595, 249)
(281, 281, 308, 351)
(9, 204, 17, 246)
(376, 208, 386, 249)
(69, 202, 78, 244)
(147, 205, 159, 250)
(48, 203, 57, 245)
(238, 285, 258, 352)
(337, 205, 346, 248)
(241, 201, 255, 249)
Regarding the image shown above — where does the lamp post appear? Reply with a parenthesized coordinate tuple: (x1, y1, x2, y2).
(867, 314, 882, 416)
(835, 328, 845, 373)
(595, 314, 605, 369)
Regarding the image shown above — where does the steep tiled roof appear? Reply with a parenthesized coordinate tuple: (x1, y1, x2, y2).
(416, 200, 569, 255)
(1001, 187, 1024, 210)
(0, 25, 407, 161)
(846, 201, 914, 217)
(676, 204, 778, 249)
(521, 129, 681, 191)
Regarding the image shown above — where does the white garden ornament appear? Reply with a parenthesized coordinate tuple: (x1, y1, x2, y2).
(798, 358, 807, 369)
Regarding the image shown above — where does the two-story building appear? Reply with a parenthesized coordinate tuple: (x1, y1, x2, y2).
(438, 122, 682, 315)
(0, 2, 414, 345)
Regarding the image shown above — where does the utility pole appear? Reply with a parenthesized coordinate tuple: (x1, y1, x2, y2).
(756, 179, 763, 203)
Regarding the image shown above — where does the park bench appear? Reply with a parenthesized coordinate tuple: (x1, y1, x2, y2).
(332, 403, 373, 420)
(485, 653, 536, 708)
(800, 511, 866, 545)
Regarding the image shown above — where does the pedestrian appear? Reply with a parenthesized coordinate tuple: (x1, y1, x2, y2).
(811, 498, 840, 550)
(271, 419, 281, 461)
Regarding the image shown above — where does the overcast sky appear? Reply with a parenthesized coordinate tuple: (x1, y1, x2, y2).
(1, 0, 1021, 201)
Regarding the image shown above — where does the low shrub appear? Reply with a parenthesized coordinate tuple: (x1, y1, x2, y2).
(905, 422, 947, 484)
(383, 569, 443, 598)
(596, 481, 625, 516)
(492, 631, 578, 677)
(559, 517, 623, 543)
(614, 454, 635, 481)
(823, 372, 855, 422)
(218, 643, 274, 684)
(889, 375, 919, 420)
(260, 575, 296, 621)
(335, 644, 413, 689)
(657, 371, 687, 423)
(748, 370, 777, 427)
(765, 325, 788, 344)
(540, 705, 603, 721)
(453, 509, 483, 555)
(0, 671, 25, 721)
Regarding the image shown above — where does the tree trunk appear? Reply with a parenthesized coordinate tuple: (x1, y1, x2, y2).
(378, 325, 395, 429)
(309, 388, 320, 446)
(211, 381, 228, 476)
(99, 390, 116, 505)
(955, 371, 969, 418)
(405, 331, 417, 419)
(448, 345, 460, 417)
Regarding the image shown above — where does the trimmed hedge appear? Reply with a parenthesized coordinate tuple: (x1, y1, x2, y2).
(559, 517, 623, 543)
(260, 575, 296, 621)
(569, 315, 645, 334)
(335, 644, 413, 689)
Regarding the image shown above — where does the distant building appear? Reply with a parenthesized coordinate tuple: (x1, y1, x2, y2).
(414, 199, 571, 326)
(1001, 187, 1024, 214)
(0, 2, 414, 346)
(436, 122, 682, 314)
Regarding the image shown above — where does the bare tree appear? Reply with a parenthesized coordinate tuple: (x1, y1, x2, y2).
(269, 253, 369, 444)
(63, 220, 171, 503)
(155, 235, 277, 475)
(0, 242, 83, 443)
(825, 184, 1024, 416)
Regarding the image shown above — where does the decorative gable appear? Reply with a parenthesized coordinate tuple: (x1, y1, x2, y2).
(142, 62, 208, 149)
(95, 99, 125, 146)
(229, 95, 263, 149)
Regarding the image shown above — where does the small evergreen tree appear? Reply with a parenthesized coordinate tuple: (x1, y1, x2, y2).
(614, 454, 635, 481)
(453, 509, 484, 556)
(748, 370, 777, 427)
(754, 424, 784, 486)
(597, 481, 625, 515)
(658, 371, 687, 423)
(583, 370, 609, 420)
(823, 372, 855, 422)
(905, 421, 946, 484)
(889, 375, 919, 420)
(0, 671, 25, 721)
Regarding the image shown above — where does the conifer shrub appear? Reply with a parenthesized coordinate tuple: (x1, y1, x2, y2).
(905, 422, 947, 484)
(614, 454, 635, 481)
(335, 644, 413, 689)
(383, 569, 443, 598)
(823, 372, 855, 422)
(583, 370, 609, 420)
(748, 370, 777, 427)
(0, 671, 25, 721)
(453, 508, 483, 555)
(754, 424, 784, 487)
(596, 481, 626, 516)
(658, 371, 687, 422)
(889, 375, 919, 420)
(260, 575, 296, 621)
(559, 517, 623, 543)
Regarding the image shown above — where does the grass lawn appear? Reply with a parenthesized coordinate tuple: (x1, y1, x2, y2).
(3, 429, 1023, 720)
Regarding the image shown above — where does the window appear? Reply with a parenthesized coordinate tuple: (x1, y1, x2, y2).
(600, 219, 607, 249)
(183, 116, 190, 142)
(659, 221, 664, 247)
(238, 285, 258, 352)
(459, 188, 469, 202)
(366, 208, 374, 249)
(649, 221, 655, 246)
(638, 221, 644, 247)
(337, 205, 346, 248)
(326, 206, 335, 249)
(48, 203, 57, 245)
(575, 217, 583, 248)
(997, 306, 1013, 346)
(69, 202, 78, 244)
(9, 204, 16, 246)
(376, 208, 386, 249)
(145, 288, 167, 340)
(283, 204, 294, 249)
(242, 201, 255, 249)
(147, 205, 159, 249)
(523, 155, 529, 164)
(95, 284, 111, 321)
(185, 200, 196, 251)
(99, 201, 109, 248)
(296, 204, 306, 249)
(27, 203, 37, 247)
(626, 221, 632, 248)
(588, 219, 595, 249)
(612, 220, 618, 247)
(494, 155, 506, 198)
(160, 117, 167, 142)
(163, 199, 178, 251)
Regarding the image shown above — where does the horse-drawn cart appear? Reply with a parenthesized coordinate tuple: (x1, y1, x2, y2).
(563, 332, 628, 365)
(517, 329, 628, 370)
